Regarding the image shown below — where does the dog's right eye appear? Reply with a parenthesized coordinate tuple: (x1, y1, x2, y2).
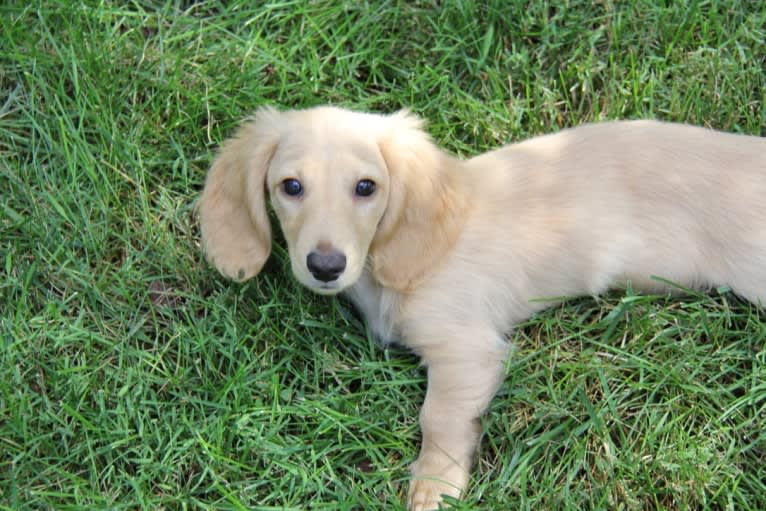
(282, 178, 303, 197)
(355, 179, 376, 197)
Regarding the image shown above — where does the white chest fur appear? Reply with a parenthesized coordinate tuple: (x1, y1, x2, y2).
(343, 269, 401, 345)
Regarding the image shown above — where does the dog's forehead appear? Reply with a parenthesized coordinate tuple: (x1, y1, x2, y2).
(284, 108, 386, 141)
(277, 129, 382, 169)
(265, 108, 389, 179)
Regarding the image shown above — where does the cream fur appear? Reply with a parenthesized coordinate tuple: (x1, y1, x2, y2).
(198, 105, 766, 511)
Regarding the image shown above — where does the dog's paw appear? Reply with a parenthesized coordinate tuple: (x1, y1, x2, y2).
(407, 455, 467, 511)
(407, 477, 461, 510)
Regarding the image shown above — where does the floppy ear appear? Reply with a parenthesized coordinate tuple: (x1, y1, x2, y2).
(198, 108, 281, 281)
(370, 110, 467, 291)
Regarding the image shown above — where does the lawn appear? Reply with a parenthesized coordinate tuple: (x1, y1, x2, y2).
(1, 1, 765, 510)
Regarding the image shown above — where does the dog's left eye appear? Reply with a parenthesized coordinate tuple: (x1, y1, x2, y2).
(282, 178, 303, 197)
(355, 179, 376, 197)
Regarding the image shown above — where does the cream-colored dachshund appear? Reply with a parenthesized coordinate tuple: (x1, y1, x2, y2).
(199, 106, 765, 510)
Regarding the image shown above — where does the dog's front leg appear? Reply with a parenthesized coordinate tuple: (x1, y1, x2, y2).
(407, 331, 509, 511)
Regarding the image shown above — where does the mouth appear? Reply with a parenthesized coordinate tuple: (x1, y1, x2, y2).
(313, 281, 343, 295)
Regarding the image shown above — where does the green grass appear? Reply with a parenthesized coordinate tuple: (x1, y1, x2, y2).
(1, 1, 765, 509)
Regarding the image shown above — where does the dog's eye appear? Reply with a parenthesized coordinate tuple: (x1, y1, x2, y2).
(282, 178, 303, 197)
(355, 179, 376, 197)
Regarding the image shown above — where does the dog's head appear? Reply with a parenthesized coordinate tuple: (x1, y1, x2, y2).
(198, 106, 463, 294)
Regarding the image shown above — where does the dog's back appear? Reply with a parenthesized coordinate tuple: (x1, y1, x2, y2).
(413, 121, 766, 335)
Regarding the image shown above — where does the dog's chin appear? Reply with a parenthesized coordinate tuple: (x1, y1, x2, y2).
(296, 276, 352, 296)
(310, 282, 345, 296)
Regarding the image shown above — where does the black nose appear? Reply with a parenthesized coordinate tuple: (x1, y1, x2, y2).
(306, 250, 347, 282)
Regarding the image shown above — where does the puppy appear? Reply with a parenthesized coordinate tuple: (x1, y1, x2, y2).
(198, 106, 765, 510)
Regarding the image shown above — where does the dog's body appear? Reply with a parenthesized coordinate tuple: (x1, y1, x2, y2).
(199, 106, 765, 510)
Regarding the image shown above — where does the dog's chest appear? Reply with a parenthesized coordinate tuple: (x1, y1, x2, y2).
(343, 270, 400, 345)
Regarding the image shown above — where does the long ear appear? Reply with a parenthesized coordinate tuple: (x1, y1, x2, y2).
(198, 108, 281, 281)
(370, 110, 467, 291)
